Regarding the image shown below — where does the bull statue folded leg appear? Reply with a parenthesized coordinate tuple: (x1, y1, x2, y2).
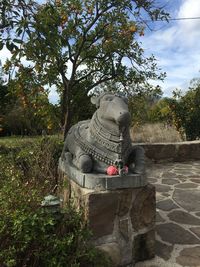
(61, 92, 145, 175)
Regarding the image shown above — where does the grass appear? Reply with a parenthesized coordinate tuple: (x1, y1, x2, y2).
(131, 123, 184, 143)
(0, 134, 62, 147)
(1, 123, 183, 146)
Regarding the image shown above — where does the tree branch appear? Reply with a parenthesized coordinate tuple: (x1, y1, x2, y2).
(70, 3, 114, 82)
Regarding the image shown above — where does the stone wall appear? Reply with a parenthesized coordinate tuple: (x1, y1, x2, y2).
(139, 140, 200, 162)
(61, 174, 156, 266)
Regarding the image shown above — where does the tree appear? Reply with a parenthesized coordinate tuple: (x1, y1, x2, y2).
(169, 80, 200, 140)
(0, 62, 13, 135)
(0, 0, 169, 136)
(128, 85, 163, 125)
(148, 97, 173, 124)
(3, 66, 60, 135)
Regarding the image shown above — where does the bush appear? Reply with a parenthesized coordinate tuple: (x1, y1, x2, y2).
(0, 136, 111, 267)
(169, 87, 200, 140)
(0, 205, 110, 267)
(0, 136, 63, 195)
(131, 122, 183, 143)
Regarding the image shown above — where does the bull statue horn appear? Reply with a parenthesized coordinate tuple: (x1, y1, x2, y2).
(90, 96, 99, 107)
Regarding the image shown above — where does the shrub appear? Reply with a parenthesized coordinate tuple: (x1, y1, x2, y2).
(169, 87, 200, 140)
(131, 122, 183, 143)
(0, 204, 110, 267)
(0, 136, 111, 267)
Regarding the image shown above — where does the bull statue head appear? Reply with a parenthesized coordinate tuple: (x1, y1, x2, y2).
(91, 92, 131, 128)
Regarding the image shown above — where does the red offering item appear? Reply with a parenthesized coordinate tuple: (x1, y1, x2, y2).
(107, 165, 118, 175)
(124, 166, 128, 173)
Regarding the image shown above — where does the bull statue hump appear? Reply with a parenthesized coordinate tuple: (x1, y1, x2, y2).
(62, 92, 145, 176)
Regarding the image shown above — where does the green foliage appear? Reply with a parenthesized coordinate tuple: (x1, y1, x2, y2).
(0, 136, 63, 195)
(0, 205, 110, 267)
(168, 83, 200, 140)
(0, 136, 111, 266)
(1, 66, 60, 136)
(0, 0, 169, 133)
(70, 85, 96, 124)
(148, 97, 173, 124)
(128, 86, 163, 125)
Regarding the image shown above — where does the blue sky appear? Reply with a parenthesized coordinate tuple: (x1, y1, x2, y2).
(1, 0, 200, 102)
(142, 0, 200, 96)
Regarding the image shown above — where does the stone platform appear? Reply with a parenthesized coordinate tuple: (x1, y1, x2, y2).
(59, 157, 147, 190)
(136, 160, 200, 267)
(59, 160, 156, 266)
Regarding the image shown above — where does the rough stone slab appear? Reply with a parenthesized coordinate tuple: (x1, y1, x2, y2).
(173, 189, 200, 212)
(140, 141, 200, 162)
(155, 184, 171, 193)
(156, 212, 165, 223)
(173, 170, 194, 176)
(133, 230, 155, 262)
(156, 240, 173, 261)
(59, 158, 147, 190)
(59, 158, 156, 266)
(190, 178, 200, 183)
(96, 243, 121, 266)
(156, 223, 199, 244)
(162, 193, 170, 197)
(119, 218, 129, 241)
(131, 185, 155, 230)
(177, 143, 200, 161)
(176, 246, 200, 266)
(87, 192, 119, 239)
(190, 227, 200, 239)
(162, 178, 180, 185)
(161, 172, 176, 179)
(168, 210, 200, 225)
(157, 199, 178, 211)
(118, 189, 135, 217)
(174, 182, 199, 189)
(141, 144, 176, 161)
(156, 193, 167, 202)
(148, 178, 158, 184)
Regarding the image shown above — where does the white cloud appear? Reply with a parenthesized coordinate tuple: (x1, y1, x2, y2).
(141, 0, 200, 96)
(48, 85, 59, 104)
(0, 47, 12, 65)
(176, 0, 200, 46)
(178, 0, 200, 19)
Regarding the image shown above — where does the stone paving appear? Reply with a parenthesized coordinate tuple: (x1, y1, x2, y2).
(135, 161, 200, 267)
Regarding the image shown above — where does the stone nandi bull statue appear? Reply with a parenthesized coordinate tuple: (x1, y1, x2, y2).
(62, 92, 145, 175)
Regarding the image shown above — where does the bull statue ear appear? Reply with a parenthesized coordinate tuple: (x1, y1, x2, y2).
(123, 97, 128, 104)
(91, 96, 100, 108)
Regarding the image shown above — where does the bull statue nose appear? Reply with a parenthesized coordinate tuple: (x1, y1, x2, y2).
(116, 111, 131, 126)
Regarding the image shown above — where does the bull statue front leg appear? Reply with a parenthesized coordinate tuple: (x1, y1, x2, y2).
(128, 146, 145, 174)
(74, 150, 93, 173)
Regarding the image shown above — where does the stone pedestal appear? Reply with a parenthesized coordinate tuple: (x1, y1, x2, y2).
(59, 159, 156, 266)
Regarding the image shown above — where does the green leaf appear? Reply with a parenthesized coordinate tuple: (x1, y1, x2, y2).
(16, 29, 23, 36)
(6, 41, 15, 51)
(13, 11, 19, 16)
(0, 41, 4, 50)
(13, 39, 23, 44)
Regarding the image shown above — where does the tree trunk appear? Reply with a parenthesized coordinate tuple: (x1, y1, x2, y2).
(60, 74, 71, 139)
(63, 103, 72, 139)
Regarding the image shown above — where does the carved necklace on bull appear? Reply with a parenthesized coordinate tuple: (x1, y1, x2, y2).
(73, 112, 132, 174)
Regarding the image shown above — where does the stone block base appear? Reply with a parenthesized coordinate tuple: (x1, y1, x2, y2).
(59, 173, 156, 266)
